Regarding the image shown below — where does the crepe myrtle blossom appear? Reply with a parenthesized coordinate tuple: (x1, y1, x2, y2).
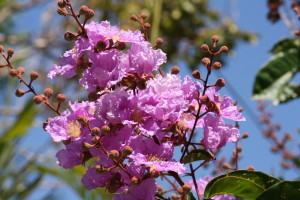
(186, 176, 235, 200)
(45, 101, 96, 142)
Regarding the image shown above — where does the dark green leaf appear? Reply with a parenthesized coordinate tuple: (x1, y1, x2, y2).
(204, 170, 281, 200)
(257, 181, 300, 200)
(270, 38, 300, 54)
(252, 48, 300, 105)
(181, 150, 214, 164)
(187, 192, 196, 200)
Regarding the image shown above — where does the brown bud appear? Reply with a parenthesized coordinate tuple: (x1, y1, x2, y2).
(30, 71, 39, 81)
(207, 101, 220, 114)
(108, 150, 120, 160)
(91, 127, 100, 136)
(144, 23, 151, 29)
(212, 35, 219, 43)
(88, 91, 100, 101)
(17, 67, 25, 75)
(171, 194, 180, 200)
(63, 139, 71, 145)
(182, 184, 192, 194)
(122, 145, 134, 157)
(130, 176, 141, 186)
(9, 69, 18, 77)
(85, 9, 95, 20)
(201, 57, 210, 66)
(117, 42, 126, 50)
(141, 12, 148, 19)
(0, 62, 5, 68)
(101, 125, 111, 135)
(219, 46, 229, 53)
(33, 94, 44, 104)
(200, 95, 210, 104)
(149, 166, 160, 178)
(77, 115, 89, 124)
(222, 163, 232, 170)
(91, 136, 100, 144)
(171, 66, 180, 74)
(15, 89, 26, 97)
(192, 70, 201, 79)
(44, 88, 54, 98)
(79, 5, 89, 15)
(212, 62, 222, 70)
(0, 45, 4, 53)
(200, 44, 209, 52)
(242, 132, 249, 138)
(215, 78, 226, 87)
(96, 165, 108, 174)
(7, 48, 14, 57)
(64, 31, 77, 41)
(82, 142, 94, 150)
(57, 94, 66, 103)
(155, 37, 164, 46)
(57, 7, 68, 16)
(57, 0, 66, 8)
(246, 165, 255, 171)
(96, 40, 107, 51)
(130, 14, 138, 21)
(236, 145, 242, 152)
(271, 145, 278, 153)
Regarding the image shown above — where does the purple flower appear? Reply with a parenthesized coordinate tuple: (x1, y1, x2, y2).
(82, 168, 114, 190)
(203, 115, 239, 150)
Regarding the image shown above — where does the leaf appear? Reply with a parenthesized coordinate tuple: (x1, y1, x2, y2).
(204, 170, 281, 200)
(2, 99, 37, 140)
(257, 181, 300, 200)
(187, 192, 196, 200)
(252, 48, 300, 105)
(270, 38, 300, 54)
(181, 150, 214, 164)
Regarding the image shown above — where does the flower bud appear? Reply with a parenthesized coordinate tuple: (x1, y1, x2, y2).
(182, 184, 192, 194)
(242, 132, 249, 139)
(212, 35, 219, 43)
(91, 136, 100, 144)
(44, 88, 54, 98)
(43, 118, 52, 131)
(130, 14, 138, 21)
(64, 31, 77, 41)
(56, 94, 66, 103)
(7, 48, 14, 57)
(116, 42, 126, 50)
(215, 78, 226, 87)
(236, 145, 242, 152)
(77, 115, 89, 124)
(101, 125, 111, 135)
(212, 62, 222, 70)
(57, 7, 68, 16)
(238, 107, 244, 112)
(200, 44, 209, 52)
(219, 46, 229, 53)
(33, 94, 44, 104)
(63, 139, 71, 145)
(79, 5, 89, 15)
(201, 57, 210, 66)
(130, 176, 141, 186)
(192, 70, 201, 79)
(96, 165, 108, 174)
(200, 95, 210, 105)
(85, 9, 95, 20)
(57, 0, 66, 8)
(91, 127, 100, 136)
(149, 167, 160, 178)
(171, 66, 180, 74)
(82, 142, 94, 150)
(122, 146, 133, 157)
(155, 37, 164, 46)
(0, 62, 5, 68)
(141, 12, 148, 19)
(30, 71, 39, 81)
(96, 40, 107, 51)
(246, 165, 255, 171)
(88, 91, 100, 101)
(9, 69, 18, 77)
(144, 23, 151, 29)
(207, 101, 220, 114)
(17, 67, 25, 75)
(0, 45, 4, 53)
(15, 89, 26, 97)
(222, 163, 232, 170)
(171, 194, 180, 200)
(108, 150, 120, 160)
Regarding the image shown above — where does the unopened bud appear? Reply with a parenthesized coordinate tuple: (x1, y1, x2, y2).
(33, 94, 44, 104)
(15, 89, 26, 97)
(271, 145, 278, 153)
(236, 145, 242, 152)
(117, 42, 126, 50)
(192, 70, 201, 79)
(44, 88, 54, 98)
(30, 71, 39, 81)
(201, 57, 210, 66)
(57, 7, 68, 16)
(88, 91, 100, 101)
(91, 136, 100, 144)
(79, 5, 89, 15)
(171, 194, 180, 200)
(64, 31, 77, 41)
(56, 94, 66, 103)
(85, 9, 95, 20)
(108, 150, 120, 160)
(246, 165, 255, 171)
(141, 12, 148, 19)
(122, 146, 133, 157)
(242, 132, 249, 139)
(144, 23, 151, 29)
(207, 101, 220, 114)
(222, 163, 232, 170)
(182, 184, 192, 194)
(7, 48, 14, 57)
(17, 67, 25, 75)
(212, 62, 222, 70)
(155, 38, 164, 46)
(57, 0, 66, 8)
(0, 45, 4, 53)
(63, 139, 71, 145)
(101, 125, 111, 135)
(9, 69, 18, 77)
(77, 115, 89, 124)
(171, 66, 180, 74)
(200, 95, 210, 104)
(130, 14, 138, 21)
(149, 167, 160, 178)
(215, 78, 226, 87)
(82, 142, 94, 150)
(96, 165, 108, 174)
(212, 35, 219, 43)
(200, 44, 209, 52)
(96, 40, 107, 51)
(238, 107, 244, 112)
(91, 127, 100, 136)
(219, 46, 229, 53)
(130, 176, 141, 186)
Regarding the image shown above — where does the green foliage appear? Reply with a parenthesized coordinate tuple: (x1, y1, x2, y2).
(187, 192, 196, 200)
(253, 38, 300, 105)
(181, 149, 214, 164)
(204, 170, 281, 200)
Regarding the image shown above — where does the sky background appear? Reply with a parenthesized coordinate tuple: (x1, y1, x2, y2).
(10, 0, 300, 199)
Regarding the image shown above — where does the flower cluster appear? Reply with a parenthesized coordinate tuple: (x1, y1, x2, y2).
(44, 16, 245, 199)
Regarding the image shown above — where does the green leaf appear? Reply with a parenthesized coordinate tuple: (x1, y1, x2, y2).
(270, 38, 300, 54)
(187, 192, 196, 200)
(2, 99, 37, 140)
(204, 170, 281, 200)
(257, 181, 300, 200)
(252, 48, 300, 105)
(181, 150, 214, 164)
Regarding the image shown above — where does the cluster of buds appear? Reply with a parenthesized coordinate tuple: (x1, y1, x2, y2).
(266, 0, 283, 23)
